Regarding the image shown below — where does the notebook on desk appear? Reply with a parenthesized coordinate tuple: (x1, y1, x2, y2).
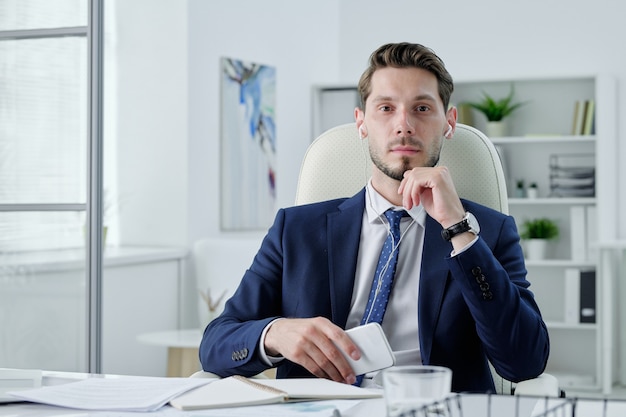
(169, 375, 382, 411)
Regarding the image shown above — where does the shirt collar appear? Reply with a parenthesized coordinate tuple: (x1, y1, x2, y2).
(365, 180, 426, 228)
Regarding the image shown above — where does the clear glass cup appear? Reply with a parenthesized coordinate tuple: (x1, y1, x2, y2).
(381, 365, 452, 417)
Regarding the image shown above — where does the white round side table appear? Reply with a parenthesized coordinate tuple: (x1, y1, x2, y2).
(136, 329, 202, 377)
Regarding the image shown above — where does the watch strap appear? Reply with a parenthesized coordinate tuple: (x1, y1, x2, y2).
(441, 215, 471, 241)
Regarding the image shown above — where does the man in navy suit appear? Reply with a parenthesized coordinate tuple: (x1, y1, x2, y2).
(199, 42, 549, 393)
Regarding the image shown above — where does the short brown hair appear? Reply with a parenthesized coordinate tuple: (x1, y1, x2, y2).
(357, 42, 454, 111)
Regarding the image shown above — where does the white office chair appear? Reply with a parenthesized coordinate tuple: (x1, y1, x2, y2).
(295, 122, 558, 397)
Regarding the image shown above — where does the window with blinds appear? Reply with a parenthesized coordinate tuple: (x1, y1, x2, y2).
(0, 0, 88, 252)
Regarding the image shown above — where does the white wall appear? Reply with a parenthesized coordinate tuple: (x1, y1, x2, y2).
(111, 1, 189, 247)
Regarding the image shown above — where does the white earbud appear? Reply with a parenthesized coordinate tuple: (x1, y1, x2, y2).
(359, 127, 366, 139)
(444, 124, 453, 138)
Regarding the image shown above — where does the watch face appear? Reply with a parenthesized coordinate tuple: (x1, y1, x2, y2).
(467, 212, 480, 234)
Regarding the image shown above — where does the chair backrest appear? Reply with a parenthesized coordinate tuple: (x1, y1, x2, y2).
(295, 123, 508, 214)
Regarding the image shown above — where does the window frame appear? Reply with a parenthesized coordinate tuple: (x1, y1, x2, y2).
(0, 0, 104, 373)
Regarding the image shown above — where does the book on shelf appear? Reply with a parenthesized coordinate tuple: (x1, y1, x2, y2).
(563, 268, 596, 324)
(569, 206, 587, 262)
(564, 268, 581, 324)
(582, 99, 595, 135)
(571, 100, 585, 135)
(570, 99, 595, 135)
(586, 205, 598, 263)
(169, 375, 382, 411)
(579, 270, 596, 323)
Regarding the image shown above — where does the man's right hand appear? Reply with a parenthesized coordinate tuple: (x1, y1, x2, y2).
(264, 317, 360, 384)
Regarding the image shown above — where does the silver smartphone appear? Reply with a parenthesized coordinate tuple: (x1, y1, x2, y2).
(340, 322, 395, 376)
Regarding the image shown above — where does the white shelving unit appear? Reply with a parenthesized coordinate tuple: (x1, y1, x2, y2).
(312, 74, 618, 394)
(452, 75, 617, 394)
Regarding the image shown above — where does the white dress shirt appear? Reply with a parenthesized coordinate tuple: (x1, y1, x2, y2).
(345, 180, 426, 366)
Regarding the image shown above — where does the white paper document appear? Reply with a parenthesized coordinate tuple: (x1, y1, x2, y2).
(8, 375, 212, 412)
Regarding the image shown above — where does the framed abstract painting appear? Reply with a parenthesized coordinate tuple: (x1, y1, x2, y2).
(220, 57, 276, 230)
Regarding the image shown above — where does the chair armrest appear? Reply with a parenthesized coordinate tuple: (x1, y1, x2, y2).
(514, 373, 560, 397)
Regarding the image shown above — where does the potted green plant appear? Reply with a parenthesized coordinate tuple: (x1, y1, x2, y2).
(464, 84, 526, 137)
(520, 217, 559, 260)
(515, 179, 525, 198)
(520, 217, 559, 240)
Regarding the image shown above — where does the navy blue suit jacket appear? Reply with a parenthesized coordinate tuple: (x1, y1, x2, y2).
(200, 189, 549, 393)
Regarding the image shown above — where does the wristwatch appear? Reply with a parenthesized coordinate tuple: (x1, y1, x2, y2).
(441, 212, 480, 241)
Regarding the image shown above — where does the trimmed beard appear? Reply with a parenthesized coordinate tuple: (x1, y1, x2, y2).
(370, 145, 441, 181)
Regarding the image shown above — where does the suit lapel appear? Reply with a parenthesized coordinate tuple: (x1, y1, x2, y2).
(418, 215, 451, 364)
(327, 190, 365, 327)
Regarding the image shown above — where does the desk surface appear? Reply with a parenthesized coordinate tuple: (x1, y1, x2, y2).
(2, 371, 625, 417)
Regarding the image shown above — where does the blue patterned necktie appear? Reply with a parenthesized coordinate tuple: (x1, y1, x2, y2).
(360, 209, 407, 326)
(355, 209, 407, 386)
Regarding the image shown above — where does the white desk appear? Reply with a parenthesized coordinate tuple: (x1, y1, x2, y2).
(0, 370, 379, 416)
(2, 371, 626, 417)
(136, 329, 202, 377)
